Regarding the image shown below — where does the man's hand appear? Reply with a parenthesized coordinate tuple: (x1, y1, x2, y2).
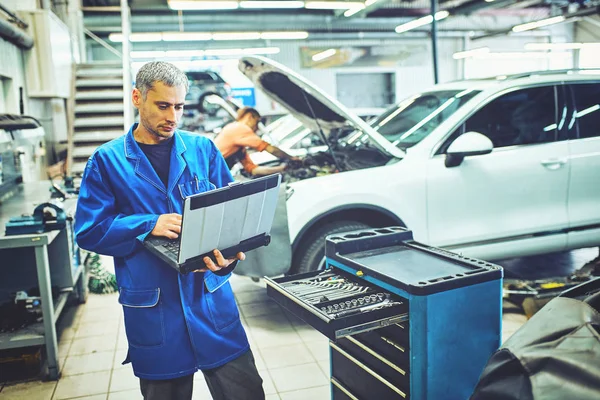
(194, 250, 246, 273)
(150, 214, 182, 239)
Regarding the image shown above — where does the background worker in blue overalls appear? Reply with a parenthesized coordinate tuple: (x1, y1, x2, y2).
(74, 61, 265, 400)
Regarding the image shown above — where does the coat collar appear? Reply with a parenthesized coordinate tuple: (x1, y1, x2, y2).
(124, 123, 188, 194)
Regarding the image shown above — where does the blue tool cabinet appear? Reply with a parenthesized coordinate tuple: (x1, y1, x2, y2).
(266, 227, 502, 400)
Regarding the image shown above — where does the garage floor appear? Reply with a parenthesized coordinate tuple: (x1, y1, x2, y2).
(0, 247, 596, 400)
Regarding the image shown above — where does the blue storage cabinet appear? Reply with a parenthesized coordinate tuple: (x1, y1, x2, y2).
(266, 227, 502, 400)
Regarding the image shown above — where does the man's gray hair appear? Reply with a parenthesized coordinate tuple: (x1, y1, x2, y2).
(135, 61, 189, 99)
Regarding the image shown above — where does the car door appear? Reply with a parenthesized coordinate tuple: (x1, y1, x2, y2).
(426, 85, 570, 258)
(566, 82, 600, 249)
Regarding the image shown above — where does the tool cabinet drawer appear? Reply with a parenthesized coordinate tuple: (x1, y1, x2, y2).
(331, 378, 359, 400)
(266, 268, 408, 340)
(352, 325, 410, 370)
(330, 341, 408, 399)
(336, 335, 409, 390)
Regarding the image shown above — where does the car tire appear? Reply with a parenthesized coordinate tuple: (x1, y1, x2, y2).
(291, 221, 371, 274)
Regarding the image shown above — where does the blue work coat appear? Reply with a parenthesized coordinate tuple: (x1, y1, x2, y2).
(74, 124, 249, 379)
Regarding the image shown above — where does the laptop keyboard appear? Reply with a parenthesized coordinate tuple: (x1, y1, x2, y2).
(163, 240, 180, 255)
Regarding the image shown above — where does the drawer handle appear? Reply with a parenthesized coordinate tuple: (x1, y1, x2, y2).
(330, 342, 407, 398)
(265, 278, 329, 322)
(346, 336, 406, 376)
(380, 335, 406, 353)
(331, 377, 360, 400)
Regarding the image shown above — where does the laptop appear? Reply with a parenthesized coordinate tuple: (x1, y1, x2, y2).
(143, 174, 282, 274)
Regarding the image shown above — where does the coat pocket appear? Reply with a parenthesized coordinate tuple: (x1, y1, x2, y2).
(204, 273, 240, 332)
(178, 177, 216, 200)
(118, 288, 165, 348)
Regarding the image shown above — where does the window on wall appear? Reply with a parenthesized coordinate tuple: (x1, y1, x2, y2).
(463, 86, 558, 148)
(571, 83, 600, 139)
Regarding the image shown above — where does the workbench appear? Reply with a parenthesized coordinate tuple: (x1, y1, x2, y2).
(0, 181, 85, 380)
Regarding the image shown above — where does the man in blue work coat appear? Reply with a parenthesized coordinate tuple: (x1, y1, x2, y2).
(75, 61, 265, 400)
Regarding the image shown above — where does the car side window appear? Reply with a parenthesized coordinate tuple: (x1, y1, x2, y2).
(463, 86, 557, 148)
(570, 83, 600, 139)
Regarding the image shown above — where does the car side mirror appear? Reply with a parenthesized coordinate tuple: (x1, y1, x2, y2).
(445, 131, 493, 168)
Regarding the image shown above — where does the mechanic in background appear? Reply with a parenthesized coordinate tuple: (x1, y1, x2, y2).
(214, 107, 297, 176)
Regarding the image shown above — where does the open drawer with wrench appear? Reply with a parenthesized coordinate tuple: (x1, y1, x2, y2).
(265, 268, 409, 340)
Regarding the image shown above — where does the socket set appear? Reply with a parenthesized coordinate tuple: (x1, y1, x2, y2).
(266, 268, 408, 340)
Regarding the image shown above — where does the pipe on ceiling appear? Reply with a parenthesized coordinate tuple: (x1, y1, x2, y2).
(0, 17, 34, 49)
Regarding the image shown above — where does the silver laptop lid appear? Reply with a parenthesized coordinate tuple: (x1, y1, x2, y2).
(178, 174, 282, 264)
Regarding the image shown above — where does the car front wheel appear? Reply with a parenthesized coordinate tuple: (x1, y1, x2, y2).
(291, 221, 371, 274)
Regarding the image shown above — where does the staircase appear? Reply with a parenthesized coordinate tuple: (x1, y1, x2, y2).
(69, 62, 126, 176)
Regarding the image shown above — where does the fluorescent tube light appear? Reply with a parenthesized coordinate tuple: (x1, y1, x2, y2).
(162, 32, 212, 41)
(131, 51, 167, 58)
(305, 1, 364, 10)
(512, 16, 566, 33)
(395, 11, 449, 34)
(312, 48, 336, 61)
(165, 50, 205, 57)
(344, 5, 365, 17)
(472, 51, 571, 59)
(109, 33, 163, 42)
(576, 104, 600, 118)
(239, 1, 305, 8)
(260, 31, 309, 39)
(212, 32, 261, 40)
(242, 47, 281, 54)
(168, 1, 239, 10)
(525, 42, 600, 50)
(453, 47, 490, 59)
(365, 0, 378, 5)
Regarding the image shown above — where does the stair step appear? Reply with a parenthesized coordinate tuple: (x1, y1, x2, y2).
(72, 145, 100, 158)
(75, 90, 124, 100)
(75, 102, 124, 113)
(73, 130, 123, 143)
(75, 116, 124, 128)
(76, 68, 124, 77)
(76, 78, 123, 88)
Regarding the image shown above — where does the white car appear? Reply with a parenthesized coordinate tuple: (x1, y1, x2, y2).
(237, 56, 600, 276)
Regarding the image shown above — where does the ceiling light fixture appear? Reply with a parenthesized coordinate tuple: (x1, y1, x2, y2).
(453, 47, 490, 59)
(524, 42, 600, 50)
(162, 32, 212, 41)
(395, 11, 449, 34)
(239, 1, 305, 8)
(260, 31, 309, 39)
(344, 4, 365, 17)
(312, 48, 336, 61)
(167, 1, 239, 10)
(131, 50, 167, 58)
(109, 32, 163, 42)
(472, 51, 571, 59)
(512, 15, 566, 33)
(165, 50, 205, 57)
(212, 32, 262, 40)
(305, 1, 365, 10)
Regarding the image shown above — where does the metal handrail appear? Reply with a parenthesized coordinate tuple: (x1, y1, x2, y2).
(83, 28, 122, 59)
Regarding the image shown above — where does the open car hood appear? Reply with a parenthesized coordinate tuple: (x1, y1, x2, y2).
(238, 56, 404, 158)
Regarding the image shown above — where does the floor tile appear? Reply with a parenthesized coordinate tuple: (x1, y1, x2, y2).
(0, 380, 56, 400)
(69, 335, 116, 356)
(279, 385, 330, 400)
(230, 274, 266, 293)
(62, 351, 114, 376)
(84, 293, 119, 310)
(318, 359, 330, 378)
(252, 329, 304, 349)
(109, 367, 139, 392)
(305, 339, 330, 362)
(269, 363, 328, 393)
(259, 370, 277, 395)
(259, 343, 314, 369)
(251, 348, 267, 371)
(75, 320, 120, 339)
(58, 339, 73, 359)
(239, 300, 283, 318)
(266, 395, 280, 400)
(235, 290, 271, 305)
(294, 325, 326, 343)
(67, 395, 106, 400)
(246, 313, 292, 331)
(113, 351, 129, 370)
(108, 389, 142, 400)
(53, 370, 110, 399)
(191, 378, 212, 400)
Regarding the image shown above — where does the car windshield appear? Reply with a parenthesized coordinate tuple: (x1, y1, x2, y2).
(344, 89, 480, 150)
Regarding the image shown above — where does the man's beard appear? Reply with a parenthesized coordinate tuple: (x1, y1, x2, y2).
(141, 117, 173, 139)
